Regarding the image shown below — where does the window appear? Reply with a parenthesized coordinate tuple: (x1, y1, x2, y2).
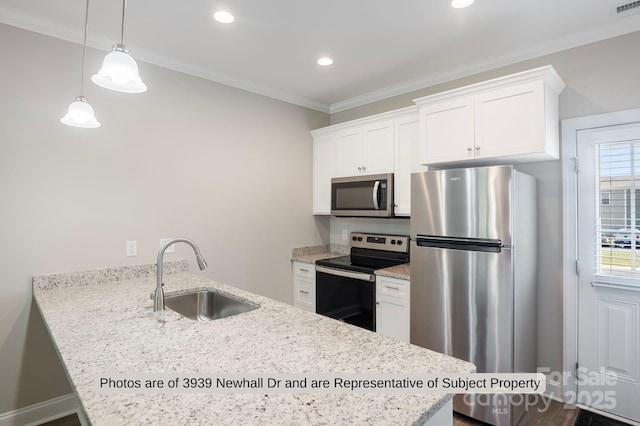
(596, 142, 640, 277)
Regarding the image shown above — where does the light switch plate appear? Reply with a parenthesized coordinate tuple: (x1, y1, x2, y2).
(126, 241, 137, 257)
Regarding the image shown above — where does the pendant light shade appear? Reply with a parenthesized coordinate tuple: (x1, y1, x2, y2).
(61, 96, 101, 128)
(93, 0, 147, 93)
(61, 0, 100, 128)
(92, 44, 146, 93)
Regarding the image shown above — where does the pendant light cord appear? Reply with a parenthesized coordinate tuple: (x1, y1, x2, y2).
(120, 0, 127, 45)
(79, 0, 90, 96)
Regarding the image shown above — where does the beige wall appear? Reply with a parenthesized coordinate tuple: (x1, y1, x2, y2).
(0, 23, 329, 414)
(329, 30, 640, 382)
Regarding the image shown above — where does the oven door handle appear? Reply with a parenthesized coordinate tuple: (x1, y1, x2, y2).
(316, 266, 375, 282)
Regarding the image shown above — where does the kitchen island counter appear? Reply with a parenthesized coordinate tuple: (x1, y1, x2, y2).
(34, 262, 473, 425)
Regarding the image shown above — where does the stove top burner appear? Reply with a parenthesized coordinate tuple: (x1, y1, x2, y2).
(315, 232, 410, 274)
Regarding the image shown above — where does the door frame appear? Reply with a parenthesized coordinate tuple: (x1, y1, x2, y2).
(561, 107, 640, 402)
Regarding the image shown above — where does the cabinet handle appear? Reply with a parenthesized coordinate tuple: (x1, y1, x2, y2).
(358, 166, 362, 171)
(384, 285, 400, 290)
(467, 147, 472, 152)
(376, 301, 380, 305)
(299, 268, 309, 273)
(299, 290, 309, 295)
(362, 166, 366, 171)
(475, 146, 480, 150)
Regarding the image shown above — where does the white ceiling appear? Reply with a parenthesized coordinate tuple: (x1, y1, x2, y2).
(2, 0, 640, 113)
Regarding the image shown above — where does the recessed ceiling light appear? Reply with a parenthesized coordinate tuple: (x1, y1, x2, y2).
(451, 0, 474, 8)
(317, 57, 334, 66)
(213, 10, 235, 23)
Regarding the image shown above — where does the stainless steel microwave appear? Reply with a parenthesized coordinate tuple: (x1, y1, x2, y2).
(331, 173, 394, 217)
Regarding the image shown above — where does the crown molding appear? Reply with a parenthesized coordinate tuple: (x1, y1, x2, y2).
(2, 4, 639, 116)
(0, 5, 331, 113)
(328, 17, 640, 114)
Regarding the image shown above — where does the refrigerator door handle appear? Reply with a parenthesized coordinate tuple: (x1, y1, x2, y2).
(415, 236, 503, 253)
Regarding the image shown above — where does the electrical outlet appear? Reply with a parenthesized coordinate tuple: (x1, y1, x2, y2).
(126, 241, 137, 257)
(160, 238, 175, 253)
(342, 230, 349, 241)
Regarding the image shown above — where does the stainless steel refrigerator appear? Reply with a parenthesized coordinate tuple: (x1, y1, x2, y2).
(410, 165, 537, 426)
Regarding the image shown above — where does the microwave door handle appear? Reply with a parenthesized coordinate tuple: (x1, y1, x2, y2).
(372, 181, 380, 210)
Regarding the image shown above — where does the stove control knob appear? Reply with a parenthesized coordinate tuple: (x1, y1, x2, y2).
(391, 240, 396, 245)
(358, 237, 363, 241)
(397, 240, 403, 245)
(352, 236, 357, 241)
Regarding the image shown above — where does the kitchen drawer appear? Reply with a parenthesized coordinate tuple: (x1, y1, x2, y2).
(376, 276, 410, 300)
(292, 261, 315, 279)
(294, 276, 315, 311)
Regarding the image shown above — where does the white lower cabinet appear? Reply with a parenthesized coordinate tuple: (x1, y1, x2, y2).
(376, 276, 410, 342)
(292, 261, 315, 312)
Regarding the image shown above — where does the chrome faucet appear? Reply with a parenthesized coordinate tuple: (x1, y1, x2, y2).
(154, 237, 208, 312)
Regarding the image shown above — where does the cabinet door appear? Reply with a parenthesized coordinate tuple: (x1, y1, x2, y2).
(376, 277, 410, 342)
(336, 128, 364, 177)
(419, 96, 475, 165)
(362, 120, 394, 175)
(377, 294, 410, 342)
(394, 113, 424, 216)
(313, 134, 337, 215)
(474, 80, 545, 160)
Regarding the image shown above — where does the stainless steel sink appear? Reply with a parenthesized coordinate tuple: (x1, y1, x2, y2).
(164, 288, 259, 321)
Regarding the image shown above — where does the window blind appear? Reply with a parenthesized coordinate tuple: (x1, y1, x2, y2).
(595, 141, 640, 278)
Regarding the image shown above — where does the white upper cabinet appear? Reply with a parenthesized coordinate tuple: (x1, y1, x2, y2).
(418, 96, 475, 164)
(394, 113, 426, 216)
(414, 65, 565, 166)
(312, 133, 337, 215)
(335, 120, 395, 177)
(311, 108, 418, 216)
(362, 120, 395, 175)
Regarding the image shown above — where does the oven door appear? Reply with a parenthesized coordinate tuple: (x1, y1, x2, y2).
(315, 266, 376, 331)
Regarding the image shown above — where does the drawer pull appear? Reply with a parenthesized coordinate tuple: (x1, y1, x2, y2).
(384, 285, 400, 290)
(299, 290, 309, 295)
(299, 268, 310, 273)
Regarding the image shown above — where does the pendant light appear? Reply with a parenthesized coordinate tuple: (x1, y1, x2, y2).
(61, 0, 100, 128)
(92, 0, 147, 93)
(451, 0, 474, 8)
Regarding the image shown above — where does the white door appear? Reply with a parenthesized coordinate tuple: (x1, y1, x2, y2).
(576, 122, 640, 423)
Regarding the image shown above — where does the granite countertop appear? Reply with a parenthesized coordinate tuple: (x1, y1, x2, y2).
(33, 261, 472, 426)
(290, 244, 348, 264)
(376, 263, 411, 280)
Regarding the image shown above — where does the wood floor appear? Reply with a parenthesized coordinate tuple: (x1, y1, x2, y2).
(453, 396, 634, 426)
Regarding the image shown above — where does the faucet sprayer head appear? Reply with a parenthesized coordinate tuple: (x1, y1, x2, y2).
(196, 254, 208, 270)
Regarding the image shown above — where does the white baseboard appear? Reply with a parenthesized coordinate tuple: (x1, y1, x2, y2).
(0, 393, 87, 426)
(543, 377, 565, 403)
